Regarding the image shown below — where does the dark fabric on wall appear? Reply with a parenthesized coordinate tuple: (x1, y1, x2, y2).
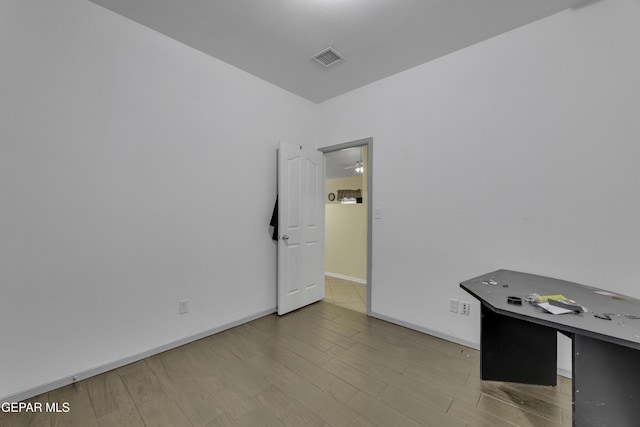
(270, 197, 278, 241)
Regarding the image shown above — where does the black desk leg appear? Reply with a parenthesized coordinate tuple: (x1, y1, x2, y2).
(573, 334, 640, 427)
(480, 304, 557, 385)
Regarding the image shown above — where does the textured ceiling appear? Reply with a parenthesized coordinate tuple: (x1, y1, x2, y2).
(89, 0, 586, 103)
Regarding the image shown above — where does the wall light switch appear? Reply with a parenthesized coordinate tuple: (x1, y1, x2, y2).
(374, 207, 383, 219)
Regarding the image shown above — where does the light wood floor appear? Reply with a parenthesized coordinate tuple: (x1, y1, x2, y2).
(1, 301, 571, 427)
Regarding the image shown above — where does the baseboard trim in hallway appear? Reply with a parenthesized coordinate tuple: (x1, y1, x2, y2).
(324, 271, 367, 285)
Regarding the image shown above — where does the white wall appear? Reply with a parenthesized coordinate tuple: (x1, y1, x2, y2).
(317, 0, 640, 373)
(0, 0, 316, 400)
(3, 0, 638, 399)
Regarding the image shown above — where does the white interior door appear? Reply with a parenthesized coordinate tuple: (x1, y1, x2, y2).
(277, 142, 325, 315)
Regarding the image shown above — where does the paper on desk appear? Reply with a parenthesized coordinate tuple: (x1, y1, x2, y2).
(537, 294, 568, 301)
(538, 302, 575, 315)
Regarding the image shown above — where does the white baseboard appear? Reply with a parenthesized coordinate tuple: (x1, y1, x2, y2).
(2, 307, 276, 404)
(325, 271, 367, 285)
(369, 311, 573, 380)
(4, 306, 572, 403)
(369, 311, 480, 350)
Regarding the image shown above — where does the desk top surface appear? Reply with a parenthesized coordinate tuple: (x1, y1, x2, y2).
(460, 270, 640, 350)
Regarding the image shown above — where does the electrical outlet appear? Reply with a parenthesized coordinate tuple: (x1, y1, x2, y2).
(449, 298, 459, 313)
(179, 299, 189, 315)
(460, 301, 470, 316)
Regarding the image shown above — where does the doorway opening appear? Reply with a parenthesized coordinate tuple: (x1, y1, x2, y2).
(320, 138, 373, 315)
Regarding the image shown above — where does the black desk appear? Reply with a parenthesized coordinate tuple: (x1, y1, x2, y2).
(460, 270, 640, 427)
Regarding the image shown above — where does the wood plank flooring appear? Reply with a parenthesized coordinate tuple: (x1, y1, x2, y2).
(2, 301, 571, 427)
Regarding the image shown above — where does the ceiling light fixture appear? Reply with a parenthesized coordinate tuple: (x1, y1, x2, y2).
(355, 161, 364, 174)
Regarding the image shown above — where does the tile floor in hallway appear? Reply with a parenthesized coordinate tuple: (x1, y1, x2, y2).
(323, 276, 367, 314)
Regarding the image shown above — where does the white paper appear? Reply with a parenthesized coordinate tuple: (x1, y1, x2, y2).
(538, 302, 574, 315)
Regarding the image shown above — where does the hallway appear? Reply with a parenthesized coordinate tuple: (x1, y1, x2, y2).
(323, 276, 366, 314)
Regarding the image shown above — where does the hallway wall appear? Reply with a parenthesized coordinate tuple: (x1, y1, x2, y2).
(325, 176, 367, 282)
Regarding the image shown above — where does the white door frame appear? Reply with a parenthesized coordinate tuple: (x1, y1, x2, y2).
(319, 137, 373, 315)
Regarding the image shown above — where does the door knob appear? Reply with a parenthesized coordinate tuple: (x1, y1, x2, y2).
(282, 234, 289, 241)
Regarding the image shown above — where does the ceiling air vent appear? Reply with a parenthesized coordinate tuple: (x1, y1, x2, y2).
(312, 47, 344, 67)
